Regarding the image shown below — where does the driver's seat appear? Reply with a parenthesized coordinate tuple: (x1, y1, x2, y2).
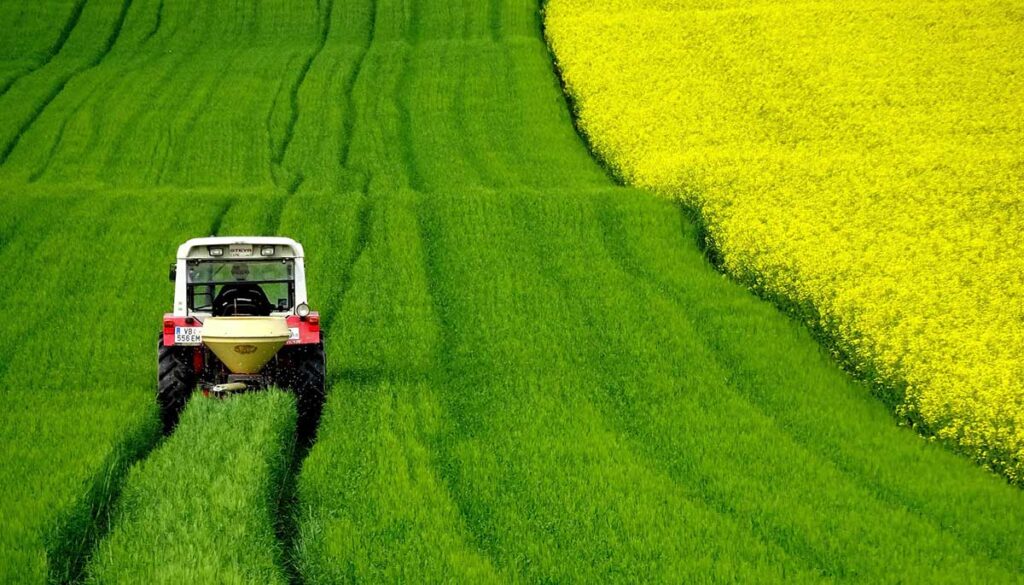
(213, 283, 273, 316)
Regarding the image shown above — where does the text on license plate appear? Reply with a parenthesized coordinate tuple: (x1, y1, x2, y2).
(174, 327, 202, 344)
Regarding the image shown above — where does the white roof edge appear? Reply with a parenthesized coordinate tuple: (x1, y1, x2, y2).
(177, 236, 304, 258)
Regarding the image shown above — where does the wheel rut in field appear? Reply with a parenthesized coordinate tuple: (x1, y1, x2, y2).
(27, 81, 101, 182)
(0, 0, 134, 166)
(141, 0, 164, 44)
(412, 199, 513, 574)
(271, 0, 335, 195)
(0, 0, 89, 100)
(592, 200, 1024, 574)
(46, 410, 161, 584)
(337, 0, 378, 190)
(275, 433, 316, 585)
(81, 392, 300, 583)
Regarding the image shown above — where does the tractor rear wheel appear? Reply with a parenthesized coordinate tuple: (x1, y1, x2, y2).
(157, 336, 196, 433)
(279, 342, 327, 442)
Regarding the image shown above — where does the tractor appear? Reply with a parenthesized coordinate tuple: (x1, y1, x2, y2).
(158, 237, 326, 434)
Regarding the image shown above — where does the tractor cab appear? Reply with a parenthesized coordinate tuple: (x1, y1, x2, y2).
(169, 237, 308, 318)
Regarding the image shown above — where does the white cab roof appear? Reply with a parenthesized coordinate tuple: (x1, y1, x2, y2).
(177, 236, 304, 259)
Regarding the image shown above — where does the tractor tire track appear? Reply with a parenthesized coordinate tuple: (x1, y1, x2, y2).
(396, 0, 423, 191)
(27, 81, 102, 182)
(395, 48, 423, 192)
(265, 64, 292, 190)
(410, 197, 508, 575)
(593, 210, 851, 572)
(155, 47, 240, 186)
(319, 0, 378, 330)
(271, 0, 335, 195)
(449, 49, 487, 188)
(295, 0, 379, 366)
(0, 0, 89, 100)
(208, 197, 234, 237)
(337, 0, 377, 192)
(321, 189, 373, 336)
(489, 0, 502, 42)
(97, 46, 197, 179)
(0, 0, 134, 167)
(29, 45, 160, 182)
(593, 200, 1024, 575)
(47, 414, 161, 585)
(140, 0, 164, 45)
(580, 198, 1021, 576)
(275, 433, 311, 585)
(527, 204, 831, 576)
(455, 42, 518, 189)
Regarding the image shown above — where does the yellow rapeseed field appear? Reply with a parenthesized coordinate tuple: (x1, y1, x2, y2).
(546, 0, 1024, 481)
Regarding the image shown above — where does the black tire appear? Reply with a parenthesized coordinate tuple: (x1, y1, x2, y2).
(278, 341, 327, 442)
(157, 336, 196, 433)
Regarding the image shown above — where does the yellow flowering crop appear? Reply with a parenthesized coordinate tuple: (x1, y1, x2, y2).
(546, 0, 1024, 481)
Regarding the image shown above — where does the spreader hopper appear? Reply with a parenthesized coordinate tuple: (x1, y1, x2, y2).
(201, 317, 291, 374)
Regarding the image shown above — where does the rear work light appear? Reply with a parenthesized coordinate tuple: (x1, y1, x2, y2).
(208, 246, 224, 257)
(261, 246, 275, 256)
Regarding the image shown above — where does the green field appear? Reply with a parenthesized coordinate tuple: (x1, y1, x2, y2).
(1, 0, 1022, 582)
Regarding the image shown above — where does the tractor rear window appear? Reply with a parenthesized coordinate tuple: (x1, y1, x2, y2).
(187, 259, 295, 314)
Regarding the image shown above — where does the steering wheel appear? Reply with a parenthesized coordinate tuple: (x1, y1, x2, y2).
(213, 284, 273, 316)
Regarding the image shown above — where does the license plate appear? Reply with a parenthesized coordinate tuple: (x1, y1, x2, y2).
(174, 327, 202, 345)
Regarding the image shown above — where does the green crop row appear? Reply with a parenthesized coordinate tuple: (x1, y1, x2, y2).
(295, 186, 1024, 581)
(0, 388, 157, 584)
(0, 189, 229, 583)
(85, 391, 296, 584)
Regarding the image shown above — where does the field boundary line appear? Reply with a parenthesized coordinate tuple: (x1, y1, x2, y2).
(592, 197, 1021, 573)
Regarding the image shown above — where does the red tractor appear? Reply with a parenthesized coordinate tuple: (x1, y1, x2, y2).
(159, 237, 326, 433)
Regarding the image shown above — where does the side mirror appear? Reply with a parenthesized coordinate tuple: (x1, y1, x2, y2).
(169, 264, 177, 282)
